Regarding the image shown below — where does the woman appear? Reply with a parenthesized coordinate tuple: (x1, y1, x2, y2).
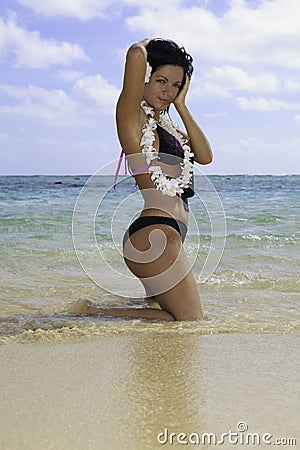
(71, 38, 212, 320)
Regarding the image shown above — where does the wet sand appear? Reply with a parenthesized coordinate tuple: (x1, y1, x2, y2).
(0, 333, 299, 450)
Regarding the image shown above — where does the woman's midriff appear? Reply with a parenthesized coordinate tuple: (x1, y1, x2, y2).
(139, 190, 189, 227)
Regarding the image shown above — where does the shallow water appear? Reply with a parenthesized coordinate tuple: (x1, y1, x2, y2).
(0, 175, 299, 343)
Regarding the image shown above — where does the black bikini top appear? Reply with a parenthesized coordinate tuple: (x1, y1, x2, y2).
(156, 124, 194, 205)
(157, 124, 186, 161)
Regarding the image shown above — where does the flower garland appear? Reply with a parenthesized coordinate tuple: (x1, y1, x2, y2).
(140, 100, 194, 197)
(144, 62, 152, 83)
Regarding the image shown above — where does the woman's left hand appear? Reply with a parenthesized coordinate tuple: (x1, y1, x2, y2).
(173, 76, 191, 108)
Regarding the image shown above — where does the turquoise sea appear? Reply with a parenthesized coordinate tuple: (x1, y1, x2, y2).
(0, 174, 299, 343)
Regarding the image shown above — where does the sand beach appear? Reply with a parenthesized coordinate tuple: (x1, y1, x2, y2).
(0, 332, 299, 450)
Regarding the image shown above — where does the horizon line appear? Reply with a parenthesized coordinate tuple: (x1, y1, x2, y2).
(0, 173, 299, 177)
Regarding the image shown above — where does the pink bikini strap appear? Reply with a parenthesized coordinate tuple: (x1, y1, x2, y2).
(113, 150, 152, 190)
(113, 149, 124, 190)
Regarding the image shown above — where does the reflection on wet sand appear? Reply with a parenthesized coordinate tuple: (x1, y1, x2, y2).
(0, 333, 298, 450)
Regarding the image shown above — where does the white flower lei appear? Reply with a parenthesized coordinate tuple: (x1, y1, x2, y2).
(144, 62, 152, 84)
(140, 100, 194, 197)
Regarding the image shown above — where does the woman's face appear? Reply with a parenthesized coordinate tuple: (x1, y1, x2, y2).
(143, 64, 184, 113)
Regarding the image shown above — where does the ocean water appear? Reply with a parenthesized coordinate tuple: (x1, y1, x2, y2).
(0, 174, 299, 343)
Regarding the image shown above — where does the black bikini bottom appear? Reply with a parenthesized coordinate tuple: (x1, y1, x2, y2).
(123, 216, 187, 244)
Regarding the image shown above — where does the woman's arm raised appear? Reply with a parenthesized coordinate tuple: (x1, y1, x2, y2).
(117, 39, 150, 119)
(115, 39, 154, 185)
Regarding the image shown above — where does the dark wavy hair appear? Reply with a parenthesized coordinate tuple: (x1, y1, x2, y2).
(146, 38, 194, 92)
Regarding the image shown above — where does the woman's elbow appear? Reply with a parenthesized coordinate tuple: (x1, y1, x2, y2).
(196, 152, 213, 165)
(203, 154, 213, 165)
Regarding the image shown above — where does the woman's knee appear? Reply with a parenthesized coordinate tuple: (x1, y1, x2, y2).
(158, 298, 202, 321)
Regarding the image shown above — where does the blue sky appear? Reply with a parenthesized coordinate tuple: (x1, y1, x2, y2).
(0, 0, 299, 175)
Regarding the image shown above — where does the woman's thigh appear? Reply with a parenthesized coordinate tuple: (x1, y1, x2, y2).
(123, 223, 182, 276)
(123, 224, 202, 320)
(151, 270, 203, 320)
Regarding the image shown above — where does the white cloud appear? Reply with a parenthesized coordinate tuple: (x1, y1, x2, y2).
(203, 112, 226, 119)
(58, 69, 85, 82)
(74, 75, 120, 114)
(0, 84, 88, 126)
(284, 79, 300, 92)
(236, 96, 300, 112)
(0, 13, 88, 68)
(126, 0, 300, 69)
(294, 114, 300, 121)
(12, 0, 300, 70)
(16, 0, 115, 19)
(0, 73, 120, 127)
(239, 137, 258, 148)
(194, 65, 280, 98)
(123, 0, 181, 8)
(17, 0, 182, 18)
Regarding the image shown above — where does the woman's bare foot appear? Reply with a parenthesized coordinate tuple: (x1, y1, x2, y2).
(69, 298, 92, 315)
